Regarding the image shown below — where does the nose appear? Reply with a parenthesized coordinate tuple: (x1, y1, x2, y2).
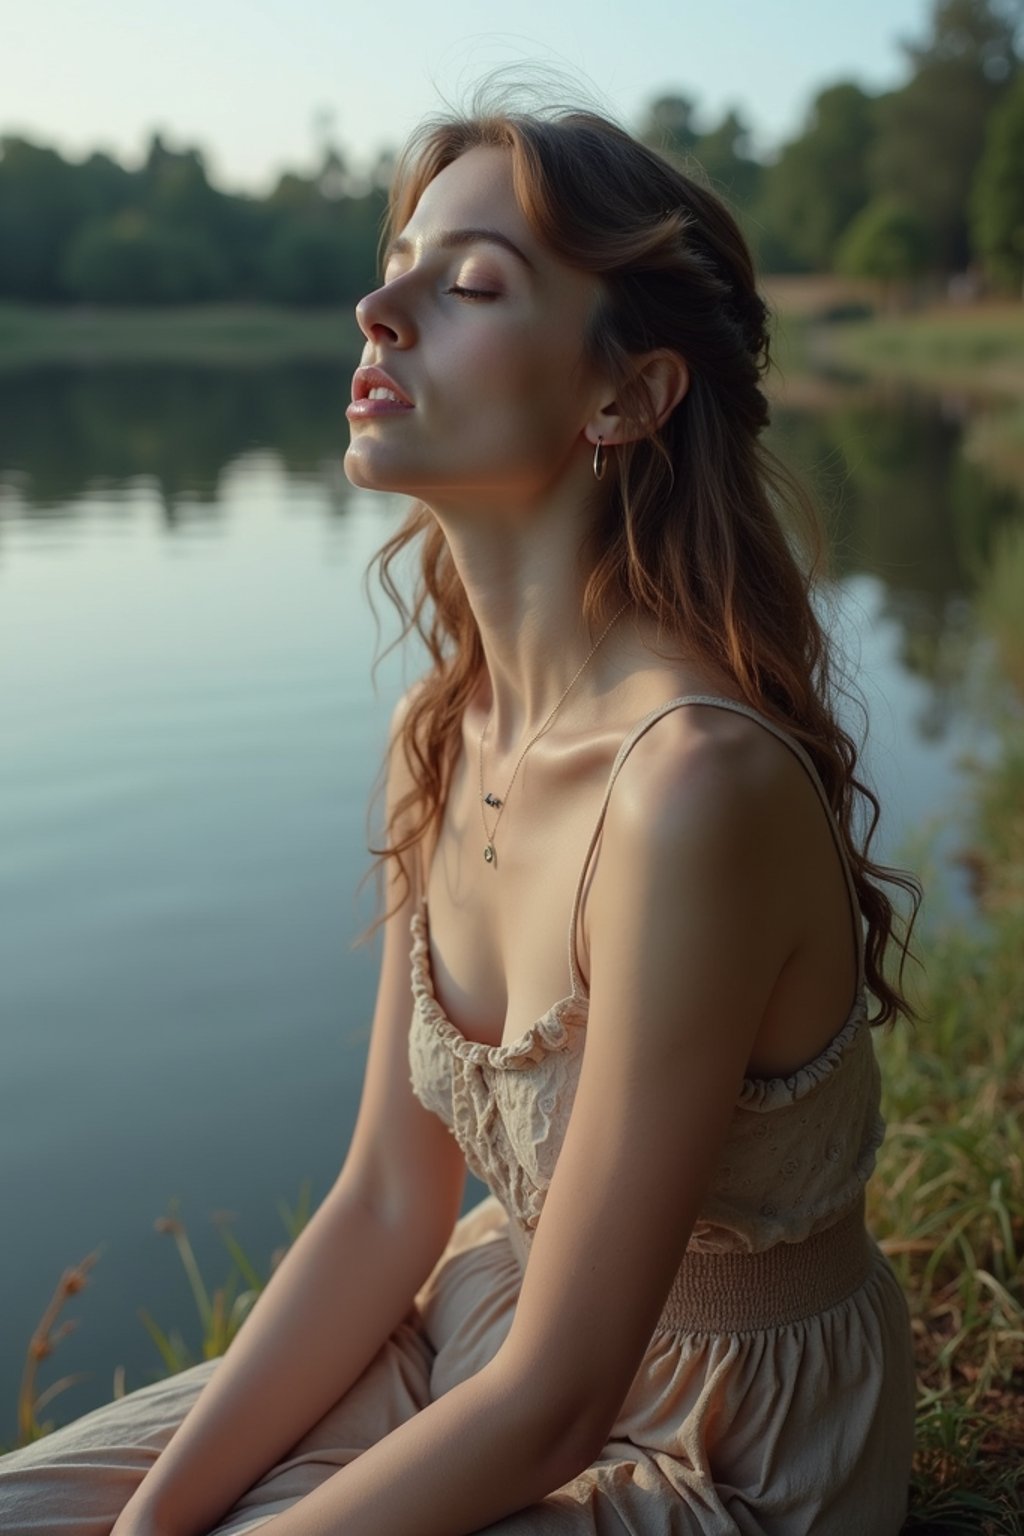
(355, 281, 415, 348)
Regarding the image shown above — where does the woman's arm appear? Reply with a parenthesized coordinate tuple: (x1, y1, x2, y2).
(115, 692, 466, 1536)
(255, 710, 802, 1536)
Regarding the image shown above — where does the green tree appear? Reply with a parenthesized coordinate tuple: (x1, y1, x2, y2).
(971, 68, 1024, 289)
(870, 0, 1022, 272)
(636, 94, 701, 161)
(0, 137, 81, 298)
(139, 133, 250, 288)
(266, 168, 326, 217)
(61, 210, 230, 303)
(142, 135, 218, 225)
(753, 82, 877, 271)
(259, 219, 363, 304)
(74, 150, 135, 228)
(836, 197, 931, 300)
(692, 109, 763, 209)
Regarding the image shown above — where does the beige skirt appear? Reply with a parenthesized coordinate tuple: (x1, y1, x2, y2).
(0, 1195, 915, 1534)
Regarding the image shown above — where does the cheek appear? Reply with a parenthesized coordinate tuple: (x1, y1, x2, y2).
(450, 326, 529, 388)
(447, 329, 583, 444)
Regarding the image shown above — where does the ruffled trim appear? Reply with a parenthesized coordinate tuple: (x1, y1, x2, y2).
(737, 991, 871, 1110)
(410, 903, 585, 1072)
(412, 899, 869, 1100)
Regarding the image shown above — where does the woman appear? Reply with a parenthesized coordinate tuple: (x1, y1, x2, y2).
(0, 91, 921, 1535)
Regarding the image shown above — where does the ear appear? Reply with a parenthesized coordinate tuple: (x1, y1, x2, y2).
(584, 349, 690, 449)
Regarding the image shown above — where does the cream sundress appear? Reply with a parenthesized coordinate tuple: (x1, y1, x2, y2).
(0, 696, 916, 1535)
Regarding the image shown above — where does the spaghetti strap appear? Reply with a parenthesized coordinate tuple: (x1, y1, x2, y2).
(565, 694, 867, 1001)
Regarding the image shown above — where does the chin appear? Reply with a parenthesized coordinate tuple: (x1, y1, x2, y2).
(344, 443, 440, 498)
(342, 443, 394, 492)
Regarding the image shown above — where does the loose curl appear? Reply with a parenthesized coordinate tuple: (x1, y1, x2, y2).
(359, 88, 922, 1029)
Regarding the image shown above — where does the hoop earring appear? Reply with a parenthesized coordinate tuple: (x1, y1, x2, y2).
(592, 436, 607, 481)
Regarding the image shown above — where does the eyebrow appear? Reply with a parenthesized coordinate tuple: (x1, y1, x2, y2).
(382, 227, 537, 273)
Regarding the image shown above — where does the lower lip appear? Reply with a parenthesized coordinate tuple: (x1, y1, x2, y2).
(346, 399, 415, 419)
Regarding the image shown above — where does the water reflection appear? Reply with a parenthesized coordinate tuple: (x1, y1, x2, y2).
(772, 392, 1019, 644)
(773, 391, 1020, 747)
(1, 362, 1020, 698)
(0, 362, 353, 516)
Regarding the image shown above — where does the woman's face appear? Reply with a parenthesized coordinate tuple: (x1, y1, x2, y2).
(344, 145, 607, 506)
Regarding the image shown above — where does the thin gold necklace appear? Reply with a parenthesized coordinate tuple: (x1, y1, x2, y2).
(477, 603, 628, 868)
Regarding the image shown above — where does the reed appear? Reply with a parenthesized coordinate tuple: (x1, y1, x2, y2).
(4, 1187, 313, 1451)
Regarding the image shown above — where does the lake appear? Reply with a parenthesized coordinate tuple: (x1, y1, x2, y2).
(1, 359, 1019, 1444)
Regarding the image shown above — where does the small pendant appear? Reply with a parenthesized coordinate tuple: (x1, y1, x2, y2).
(483, 792, 503, 809)
(483, 843, 496, 865)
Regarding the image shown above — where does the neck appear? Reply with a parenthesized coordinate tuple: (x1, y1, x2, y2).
(426, 490, 624, 753)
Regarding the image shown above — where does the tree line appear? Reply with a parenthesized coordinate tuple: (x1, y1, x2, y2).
(1, 0, 1021, 307)
(641, 0, 1023, 292)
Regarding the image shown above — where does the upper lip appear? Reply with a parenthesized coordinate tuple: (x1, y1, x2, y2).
(351, 365, 414, 405)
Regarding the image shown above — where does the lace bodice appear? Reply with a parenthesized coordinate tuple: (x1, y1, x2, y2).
(407, 696, 885, 1262)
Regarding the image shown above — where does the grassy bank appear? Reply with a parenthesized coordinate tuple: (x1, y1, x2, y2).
(808, 301, 1024, 400)
(0, 301, 360, 368)
(800, 299, 1024, 493)
(3, 295, 1022, 494)
(866, 514, 1024, 1531)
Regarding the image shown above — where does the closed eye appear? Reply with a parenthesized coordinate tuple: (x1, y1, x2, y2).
(445, 284, 499, 301)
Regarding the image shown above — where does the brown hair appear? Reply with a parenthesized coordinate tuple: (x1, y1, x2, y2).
(360, 87, 922, 1028)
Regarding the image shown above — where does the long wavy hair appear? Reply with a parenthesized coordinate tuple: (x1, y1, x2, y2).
(359, 88, 922, 1028)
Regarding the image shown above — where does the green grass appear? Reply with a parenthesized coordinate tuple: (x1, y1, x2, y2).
(978, 518, 1024, 698)
(0, 302, 360, 368)
(782, 299, 1024, 494)
(870, 879, 1024, 1531)
(867, 520, 1024, 1531)
(3, 1185, 317, 1450)
(810, 302, 1024, 411)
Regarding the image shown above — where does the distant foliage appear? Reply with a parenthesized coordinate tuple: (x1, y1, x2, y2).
(260, 221, 359, 304)
(836, 198, 932, 286)
(0, 138, 83, 300)
(750, 83, 879, 274)
(972, 69, 1024, 291)
(0, 0, 1021, 301)
(636, 96, 765, 256)
(0, 127, 387, 306)
(62, 213, 231, 304)
(869, 0, 1021, 273)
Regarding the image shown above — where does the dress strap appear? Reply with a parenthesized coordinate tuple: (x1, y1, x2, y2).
(565, 694, 867, 1001)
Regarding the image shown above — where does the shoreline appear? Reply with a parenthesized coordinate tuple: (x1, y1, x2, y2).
(771, 294, 1024, 492)
(0, 302, 363, 368)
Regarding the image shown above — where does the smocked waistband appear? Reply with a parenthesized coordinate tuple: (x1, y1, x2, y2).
(506, 1194, 874, 1334)
(657, 1196, 873, 1332)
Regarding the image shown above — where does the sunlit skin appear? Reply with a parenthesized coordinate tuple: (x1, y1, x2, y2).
(344, 145, 691, 756)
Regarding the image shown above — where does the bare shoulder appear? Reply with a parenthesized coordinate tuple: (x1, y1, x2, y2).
(581, 701, 812, 1047)
(602, 700, 808, 861)
(579, 699, 817, 998)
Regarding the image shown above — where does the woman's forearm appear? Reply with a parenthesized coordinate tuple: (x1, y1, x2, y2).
(256, 1356, 595, 1536)
(121, 1182, 449, 1536)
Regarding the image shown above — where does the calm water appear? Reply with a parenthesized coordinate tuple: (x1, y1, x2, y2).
(1, 361, 1019, 1442)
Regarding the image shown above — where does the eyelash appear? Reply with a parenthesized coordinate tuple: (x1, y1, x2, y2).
(445, 284, 499, 301)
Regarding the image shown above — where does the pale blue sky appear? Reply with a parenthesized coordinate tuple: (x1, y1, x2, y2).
(4, 0, 935, 194)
